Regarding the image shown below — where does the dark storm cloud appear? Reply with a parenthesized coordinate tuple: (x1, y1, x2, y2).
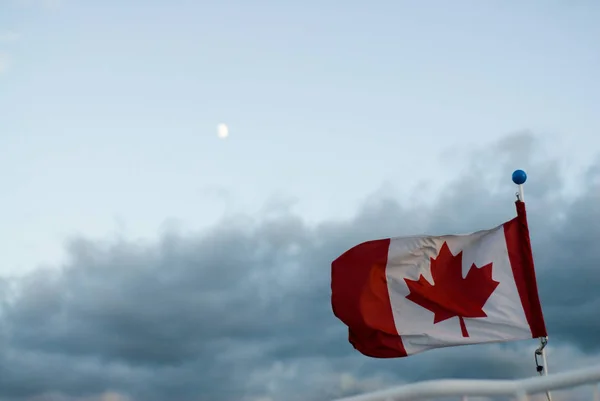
(1, 133, 599, 401)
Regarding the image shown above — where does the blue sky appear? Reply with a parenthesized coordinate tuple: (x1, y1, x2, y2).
(1, 0, 599, 276)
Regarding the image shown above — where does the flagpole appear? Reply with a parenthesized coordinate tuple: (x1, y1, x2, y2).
(512, 169, 552, 401)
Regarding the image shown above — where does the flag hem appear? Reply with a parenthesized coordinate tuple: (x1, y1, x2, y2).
(503, 200, 548, 338)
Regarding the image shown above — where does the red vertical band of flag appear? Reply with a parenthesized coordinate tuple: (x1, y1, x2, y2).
(331, 239, 407, 358)
(503, 200, 548, 337)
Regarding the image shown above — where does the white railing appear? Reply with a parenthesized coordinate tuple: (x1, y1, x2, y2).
(332, 364, 600, 401)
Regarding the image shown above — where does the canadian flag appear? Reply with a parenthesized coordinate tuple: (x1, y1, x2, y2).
(331, 201, 547, 358)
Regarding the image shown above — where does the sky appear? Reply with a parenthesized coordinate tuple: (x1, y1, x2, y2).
(1, 0, 600, 400)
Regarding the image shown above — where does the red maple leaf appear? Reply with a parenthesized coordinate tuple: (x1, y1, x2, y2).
(404, 242, 499, 337)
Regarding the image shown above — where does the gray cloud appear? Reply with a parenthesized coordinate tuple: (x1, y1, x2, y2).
(1, 132, 599, 401)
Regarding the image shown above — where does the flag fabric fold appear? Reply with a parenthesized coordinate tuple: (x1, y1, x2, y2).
(331, 201, 547, 358)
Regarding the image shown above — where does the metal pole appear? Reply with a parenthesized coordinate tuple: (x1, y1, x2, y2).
(512, 169, 552, 401)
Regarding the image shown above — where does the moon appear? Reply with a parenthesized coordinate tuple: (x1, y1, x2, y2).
(217, 123, 229, 139)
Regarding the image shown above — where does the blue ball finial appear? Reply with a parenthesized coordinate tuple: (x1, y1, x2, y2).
(512, 169, 527, 185)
